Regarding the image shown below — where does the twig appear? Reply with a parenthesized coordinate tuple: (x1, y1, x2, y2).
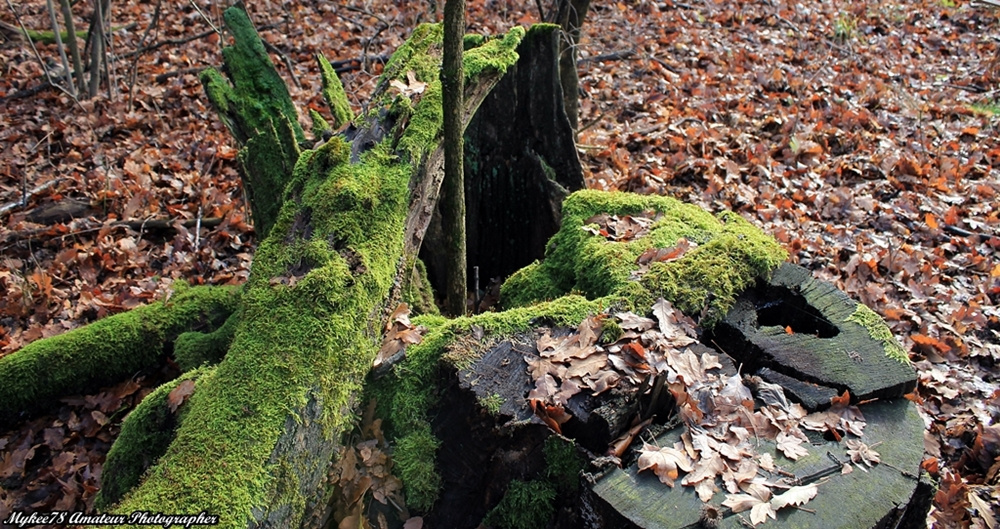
(189, 0, 221, 35)
(154, 66, 205, 83)
(0, 80, 56, 103)
(534, 0, 546, 21)
(0, 179, 63, 216)
(119, 23, 280, 61)
(6, 0, 59, 91)
(576, 111, 606, 134)
(127, 0, 162, 109)
(1, 217, 231, 248)
(578, 48, 636, 64)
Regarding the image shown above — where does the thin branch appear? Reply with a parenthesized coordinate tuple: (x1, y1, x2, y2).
(1, 216, 232, 248)
(45, 0, 76, 96)
(6, 0, 59, 90)
(189, 0, 221, 35)
(127, 0, 162, 109)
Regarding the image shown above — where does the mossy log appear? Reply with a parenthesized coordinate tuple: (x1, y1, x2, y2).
(370, 190, 927, 528)
(1, 5, 525, 527)
(0, 284, 239, 427)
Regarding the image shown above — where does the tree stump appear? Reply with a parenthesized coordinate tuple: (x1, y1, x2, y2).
(373, 192, 929, 529)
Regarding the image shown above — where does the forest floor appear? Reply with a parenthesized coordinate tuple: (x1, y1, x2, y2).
(0, 0, 998, 526)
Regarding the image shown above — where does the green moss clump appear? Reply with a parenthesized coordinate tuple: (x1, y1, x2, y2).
(846, 304, 910, 363)
(199, 7, 304, 146)
(599, 318, 623, 345)
(484, 480, 557, 529)
(500, 190, 787, 326)
(308, 108, 332, 140)
(174, 311, 240, 371)
(394, 425, 441, 512)
(364, 295, 602, 511)
(543, 436, 582, 493)
(479, 393, 504, 414)
(94, 367, 213, 510)
(462, 25, 526, 80)
(0, 283, 239, 425)
(317, 53, 354, 128)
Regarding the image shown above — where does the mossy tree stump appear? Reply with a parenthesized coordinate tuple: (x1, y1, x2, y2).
(0, 7, 928, 529)
(370, 191, 928, 528)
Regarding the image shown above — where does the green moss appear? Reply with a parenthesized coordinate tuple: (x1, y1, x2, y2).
(0, 283, 239, 425)
(462, 25, 526, 80)
(599, 318, 623, 345)
(384, 23, 525, 164)
(479, 393, 504, 414)
(402, 257, 439, 316)
(501, 261, 563, 307)
(543, 436, 582, 493)
(484, 479, 557, 529)
(499, 190, 787, 326)
(845, 304, 910, 364)
(94, 367, 213, 510)
(199, 6, 304, 146)
(463, 34, 486, 50)
(394, 425, 441, 511)
(174, 311, 240, 371)
(308, 108, 332, 140)
(317, 53, 354, 128)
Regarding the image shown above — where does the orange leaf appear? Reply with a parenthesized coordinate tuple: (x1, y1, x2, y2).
(921, 456, 938, 475)
(830, 390, 851, 408)
(623, 341, 647, 359)
(911, 333, 951, 352)
(924, 213, 939, 230)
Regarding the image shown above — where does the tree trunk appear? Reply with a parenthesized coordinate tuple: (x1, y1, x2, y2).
(441, 0, 467, 316)
(555, 0, 591, 130)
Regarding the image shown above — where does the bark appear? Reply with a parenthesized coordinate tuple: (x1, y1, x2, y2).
(441, 0, 467, 316)
(421, 23, 586, 301)
(555, 0, 591, 130)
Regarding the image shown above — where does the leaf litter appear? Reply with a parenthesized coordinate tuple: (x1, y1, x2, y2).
(525, 299, 882, 524)
(0, 0, 997, 523)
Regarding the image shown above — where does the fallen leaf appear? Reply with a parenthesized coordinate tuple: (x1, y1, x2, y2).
(638, 442, 695, 486)
(167, 380, 195, 413)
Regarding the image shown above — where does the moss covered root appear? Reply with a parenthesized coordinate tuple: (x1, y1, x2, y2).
(94, 367, 214, 510)
(0, 284, 239, 426)
(174, 311, 240, 371)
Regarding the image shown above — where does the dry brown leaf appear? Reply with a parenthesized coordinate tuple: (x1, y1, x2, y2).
(775, 431, 809, 460)
(770, 484, 818, 510)
(845, 439, 881, 467)
(637, 443, 695, 487)
(167, 379, 195, 413)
